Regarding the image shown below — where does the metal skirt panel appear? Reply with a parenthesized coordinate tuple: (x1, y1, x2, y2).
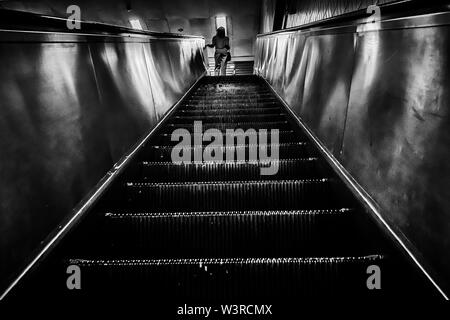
(255, 18, 450, 292)
(0, 31, 205, 290)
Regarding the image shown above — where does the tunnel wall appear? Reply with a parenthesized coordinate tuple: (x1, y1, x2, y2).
(0, 30, 206, 290)
(255, 13, 450, 293)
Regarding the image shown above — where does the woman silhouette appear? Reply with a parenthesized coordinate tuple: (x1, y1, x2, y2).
(205, 27, 230, 76)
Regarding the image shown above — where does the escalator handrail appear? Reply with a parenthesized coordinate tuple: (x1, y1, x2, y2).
(0, 8, 204, 40)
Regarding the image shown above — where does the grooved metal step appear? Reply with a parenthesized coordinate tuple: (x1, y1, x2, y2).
(194, 88, 269, 93)
(186, 94, 276, 100)
(104, 209, 357, 257)
(163, 121, 292, 131)
(176, 107, 283, 115)
(123, 179, 336, 210)
(191, 93, 273, 99)
(185, 101, 278, 107)
(182, 101, 279, 109)
(192, 92, 272, 97)
(151, 130, 301, 145)
(138, 142, 308, 161)
(136, 158, 319, 181)
(170, 113, 287, 123)
(67, 255, 385, 298)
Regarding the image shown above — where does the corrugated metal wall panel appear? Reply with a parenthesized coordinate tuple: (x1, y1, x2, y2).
(285, 0, 399, 27)
(255, 13, 450, 293)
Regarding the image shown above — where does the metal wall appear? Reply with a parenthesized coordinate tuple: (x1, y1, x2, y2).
(260, 0, 400, 32)
(255, 13, 450, 293)
(0, 30, 205, 290)
(260, 0, 276, 33)
(284, 0, 399, 28)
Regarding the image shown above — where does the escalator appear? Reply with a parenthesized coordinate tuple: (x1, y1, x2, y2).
(7, 75, 438, 303)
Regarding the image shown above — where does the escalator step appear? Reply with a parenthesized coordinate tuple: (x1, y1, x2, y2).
(138, 142, 308, 161)
(194, 93, 272, 97)
(163, 121, 292, 131)
(191, 93, 273, 99)
(104, 209, 356, 257)
(176, 107, 283, 115)
(192, 92, 272, 97)
(170, 113, 287, 123)
(181, 99, 280, 109)
(151, 130, 301, 145)
(67, 256, 384, 298)
(136, 158, 319, 181)
(193, 90, 270, 95)
(190, 94, 272, 99)
(181, 102, 279, 109)
(185, 99, 277, 104)
(179, 106, 279, 111)
(123, 179, 336, 210)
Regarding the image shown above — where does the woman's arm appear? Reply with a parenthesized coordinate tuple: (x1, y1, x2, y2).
(205, 36, 216, 48)
(224, 37, 230, 50)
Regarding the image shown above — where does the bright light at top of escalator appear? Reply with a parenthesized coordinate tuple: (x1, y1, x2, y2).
(129, 18, 143, 30)
(215, 16, 227, 33)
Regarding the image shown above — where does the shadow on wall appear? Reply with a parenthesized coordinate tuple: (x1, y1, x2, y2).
(255, 16, 450, 294)
(0, 31, 206, 292)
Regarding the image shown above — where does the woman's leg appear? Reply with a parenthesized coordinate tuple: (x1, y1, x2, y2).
(214, 52, 222, 76)
(220, 59, 227, 76)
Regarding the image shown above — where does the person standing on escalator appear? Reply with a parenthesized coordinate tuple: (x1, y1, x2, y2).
(205, 27, 231, 76)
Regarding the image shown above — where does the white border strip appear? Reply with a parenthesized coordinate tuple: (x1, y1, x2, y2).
(260, 76, 449, 300)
